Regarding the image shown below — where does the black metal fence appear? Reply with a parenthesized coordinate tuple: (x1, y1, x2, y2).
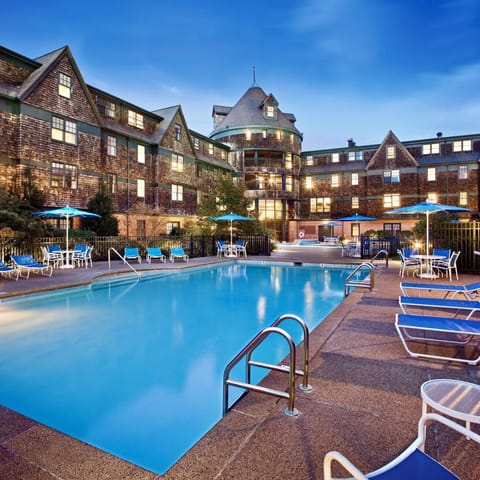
(0, 234, 272, 263)
(359, 221, 480, 274)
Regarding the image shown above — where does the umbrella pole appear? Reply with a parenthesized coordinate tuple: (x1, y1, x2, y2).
(61, 214, 74, 269)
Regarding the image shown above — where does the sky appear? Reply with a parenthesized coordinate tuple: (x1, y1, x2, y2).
(3, 0, 480, 150)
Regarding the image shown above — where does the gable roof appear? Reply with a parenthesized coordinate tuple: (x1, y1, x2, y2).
(210, 85, 301, 137)
(366, 130, 418, 170)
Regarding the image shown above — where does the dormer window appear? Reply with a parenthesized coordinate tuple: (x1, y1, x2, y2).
(128, 110, 144, 129)
(266, 105, 275, 118)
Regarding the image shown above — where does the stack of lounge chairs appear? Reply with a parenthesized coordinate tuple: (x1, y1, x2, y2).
(11, 255, 53, 279)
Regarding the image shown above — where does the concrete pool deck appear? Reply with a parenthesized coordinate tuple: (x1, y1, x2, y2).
(0, 251, 479, 479)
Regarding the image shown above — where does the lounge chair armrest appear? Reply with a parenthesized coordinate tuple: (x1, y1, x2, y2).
(323, 451, 368, 480)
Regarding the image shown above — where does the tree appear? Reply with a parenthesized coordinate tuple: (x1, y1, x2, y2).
(82, 182, 119, 236)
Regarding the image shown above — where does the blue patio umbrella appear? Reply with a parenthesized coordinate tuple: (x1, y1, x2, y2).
(337, 213, 376, 222)
(386, 200, 470, 254)
(33, 205, 100, 268)
(323, 220, 341, 237)
(209, 212, 252, 245)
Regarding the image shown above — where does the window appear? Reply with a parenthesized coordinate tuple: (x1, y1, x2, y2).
(384, 193, 400, 208)
(172, 184, 183, 201)
(352, 196, 359, 209)
(306, 155, 313, 166)
(257, 199, 282, 220)
(384, 223, 401, 234)
(305, 176, 312, 189)
(107, 173, 117, 194)
(245, 129, 252, 141)
(137, 145, 145, 164)
(193, 138, 200, 150)
(427, 168, 436, 181)
(51, 116, 77, 145)
(348, 151, 363, 161)
(352, 173, 359, 186)
(331, 153, 339, 163)
(174, 124, 181, 141)
(128, 110, 144, 129)
(453, 139, 472, 152)
(331, 174, 340, 187)
(285, 175, 292, 192)
(427, 192, 438, 202)
(310, 197, 331, 213)
(208, 143, 214, 155)
(276, 130, 283, 140)
(386, 145, 396, 159)
(105, 101, 115, 118)
(458, 165, 468, 179)
(137, 179, 145, 198)
(290, 133, 294, 145)
(262, 129, 267, 139)
(51, 162, 78, 189)
(422, 143, 440, 155)
(107, 136, 116, 156)
(58, 72, 72, 98)
(459, 191, 468, 206)
(171, 153, 184, 172)
(266, 105, 275, 118)
(384, 170, 399, 183)
(167, 222, 180, 234)
(285, 152, 292, 169)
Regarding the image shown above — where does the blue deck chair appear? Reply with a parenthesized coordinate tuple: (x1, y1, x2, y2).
(400, 280, 480, 299)
(432, 251, 460, 282)
(146, 247, 166, 263)
(323, 413, 480, 479)
(11, 255, 53, 279)
(170, 246, 189, 263)
(0, 260, 19, 281)
(395, 313, 480, 364)
(235, 239, 248, 257)
(123, 247, 141, 264)
(399, 295, 480, 320)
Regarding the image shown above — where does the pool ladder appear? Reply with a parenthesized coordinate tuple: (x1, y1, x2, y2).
(223, 314, 312, 417)
(108, 247, 140, 278)
(344, 262, 375, 296)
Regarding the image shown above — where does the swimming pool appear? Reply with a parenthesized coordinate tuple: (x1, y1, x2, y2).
(0, 261, 357, 474)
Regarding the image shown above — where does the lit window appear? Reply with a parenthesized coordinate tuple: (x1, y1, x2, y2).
(348, 151, 363, 161)
(386, 145, 396, 159)
(384, 193, 400, 208)
(128, 110, 144, 129)
(167, 222, 180, 234)
(258, 175, 266, 189)
(332, 153, 339, 163)
(305, 176, 312, 189)
(458, 165, 468, 179)
(290, 133, 294, 145)
(51, 116, 77, 145)
(172, 153, 184, 172)
(310, 197, 331, 213)
(306, 156, 313, 166)
(51, 162, 78, 189)
(276, 130, 283, 140)
(58, 73, 72, 98)
(266, 105, 275, 118)
(174, 124, 181, 141)
(459, 191, 468, 206)
(285, 152, 292, 169)
(221, 150, 226, 160)
(172, 184, 183, 201)
(453, 139, 472, 152)
(208, 143, 214, 155)
(427, 167, 436, 181)
(422, 143, 440, 155)
(262, 129, 267, 139)
(245, 129, 252, 141)
(107, 136, 116, 156)
(352, 173, 359, 186)
(427, 192, 438, 202)
(257, 199, 282, 220)
(331, 174, 340, 187)
(107, 173, 117, 194)
(352, 196, 359, 209)
(137, 145, 145, 164)
(285, 175, 292, 192)
(137, 179, 145, 198)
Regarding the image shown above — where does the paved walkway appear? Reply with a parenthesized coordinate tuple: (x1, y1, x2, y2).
(0, 251, 479, 479)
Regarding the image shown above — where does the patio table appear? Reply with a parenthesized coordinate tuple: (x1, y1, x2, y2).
(411, 254, 445, 279)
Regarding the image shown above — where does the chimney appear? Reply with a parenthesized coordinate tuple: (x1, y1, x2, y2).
(348, 138, 355, 148)
(436, 132, 443, 138)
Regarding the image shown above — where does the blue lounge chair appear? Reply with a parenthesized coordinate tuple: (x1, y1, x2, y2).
(123, 247, 141, 264)
(399, 295, 480, 320)
(11, 255, 53, 279)
(395, 313, 480, 364)
(0, 260, 19, 281)
(146, 247, 166, 263)
(400, 280, 480, 299)
(323, 413, 480, 479)
(170, 246, 189, 263)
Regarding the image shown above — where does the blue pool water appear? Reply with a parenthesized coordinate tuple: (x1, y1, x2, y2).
(0, 262, 356, 474)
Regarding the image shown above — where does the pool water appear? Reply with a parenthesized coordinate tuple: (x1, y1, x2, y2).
(0, 262, 356, 474)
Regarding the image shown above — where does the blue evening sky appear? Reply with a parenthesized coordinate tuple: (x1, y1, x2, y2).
(3, 0, 480, 150)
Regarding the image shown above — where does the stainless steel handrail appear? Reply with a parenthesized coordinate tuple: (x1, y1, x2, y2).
(223, 326, 299, 417)
(108, 247, 140, 278)
(344, 262, 375, 296)
(371, 249, 389, 267)
(269, 314, 311, 392)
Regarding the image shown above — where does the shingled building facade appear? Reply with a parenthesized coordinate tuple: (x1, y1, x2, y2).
(1, 44, 478, 242)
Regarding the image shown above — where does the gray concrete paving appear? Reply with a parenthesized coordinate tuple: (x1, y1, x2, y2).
(0, 250, 479, 479)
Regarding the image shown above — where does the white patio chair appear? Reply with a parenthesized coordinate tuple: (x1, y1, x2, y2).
(433, 251, 460, 281)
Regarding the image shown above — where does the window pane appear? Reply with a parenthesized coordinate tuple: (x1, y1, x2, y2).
(137, 145, 145, 164)
(137, 179, 145, 198)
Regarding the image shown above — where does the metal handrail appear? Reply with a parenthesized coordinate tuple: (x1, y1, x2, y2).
(108, 247, 140, 278)
(371, 249, 389, 267)
(223, 326, 299, 417)
(269, 314, 311, 392)
(344, 262, 375, 297)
